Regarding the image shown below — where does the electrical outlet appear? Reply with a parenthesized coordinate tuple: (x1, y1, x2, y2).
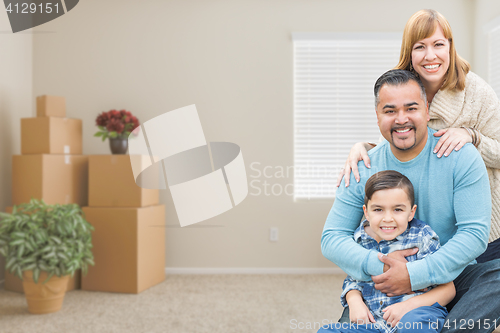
(270, 227, 278, 242)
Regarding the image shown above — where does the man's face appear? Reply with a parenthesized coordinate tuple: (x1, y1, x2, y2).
(376, 81, 430, 161)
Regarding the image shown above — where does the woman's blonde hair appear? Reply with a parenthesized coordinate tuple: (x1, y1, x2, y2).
(395, 9, 470, 91)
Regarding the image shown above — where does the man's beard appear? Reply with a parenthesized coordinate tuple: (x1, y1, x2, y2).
(390, 125, 417, 151)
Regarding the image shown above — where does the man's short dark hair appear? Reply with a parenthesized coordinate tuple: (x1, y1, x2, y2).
(374, 69, 427, 107)
(364, 170, 415, 207)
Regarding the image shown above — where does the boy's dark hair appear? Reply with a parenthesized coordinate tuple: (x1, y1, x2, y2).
(364, 170, 415, 206)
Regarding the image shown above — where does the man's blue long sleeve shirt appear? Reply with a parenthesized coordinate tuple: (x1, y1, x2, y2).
(321, 128, 491, 290)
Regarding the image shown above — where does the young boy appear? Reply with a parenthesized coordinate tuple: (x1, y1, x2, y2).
(319, 170, 455, 333)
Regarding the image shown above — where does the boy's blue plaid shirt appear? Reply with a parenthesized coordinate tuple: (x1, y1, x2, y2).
(340, 218, 442, 332)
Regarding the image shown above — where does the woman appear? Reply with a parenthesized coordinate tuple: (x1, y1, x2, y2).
(337, 9, 500, 256)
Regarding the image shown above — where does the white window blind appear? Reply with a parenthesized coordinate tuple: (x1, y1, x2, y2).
(487, 24, 500, 97)
(293, 33, 401, 200)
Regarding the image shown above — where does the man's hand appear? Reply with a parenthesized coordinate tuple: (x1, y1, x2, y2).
(383, 248, 418, 272)
(372, 253, 412, 296)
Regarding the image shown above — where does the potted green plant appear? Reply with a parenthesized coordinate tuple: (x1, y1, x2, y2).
(94, 109, 140, 154)
(0, 199, 94, 314)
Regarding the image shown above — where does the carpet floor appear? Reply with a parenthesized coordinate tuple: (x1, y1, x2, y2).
(1, 274, 499, 333)
(1, 274, 346, 333)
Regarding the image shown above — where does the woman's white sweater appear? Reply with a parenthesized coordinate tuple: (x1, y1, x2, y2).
(428, 71, 500, 242)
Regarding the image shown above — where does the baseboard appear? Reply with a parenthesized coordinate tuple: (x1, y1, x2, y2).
(165, 267, 345, 275)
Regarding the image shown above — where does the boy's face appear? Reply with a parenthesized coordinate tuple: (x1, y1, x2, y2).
(363, 188, 417, 242)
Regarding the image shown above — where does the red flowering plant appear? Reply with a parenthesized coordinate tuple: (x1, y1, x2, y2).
(94, 109, 140, 141)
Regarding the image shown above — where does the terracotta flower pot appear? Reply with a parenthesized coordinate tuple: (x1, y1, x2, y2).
(22, 271, 69, 314)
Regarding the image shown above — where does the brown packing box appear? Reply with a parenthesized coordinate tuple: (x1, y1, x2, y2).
(12, 155, 88, 206)
(89, 155, 159, 207)
(3, 207, 81, 292)
(81, 205, 165, 294)
(36, 95, 66, 117)
(21, 117, 82, 155)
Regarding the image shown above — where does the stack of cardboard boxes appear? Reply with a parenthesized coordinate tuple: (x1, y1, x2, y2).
(82, 155, 166, 293)
(5, 95, 88, 292)
(5, 97, 165, 294)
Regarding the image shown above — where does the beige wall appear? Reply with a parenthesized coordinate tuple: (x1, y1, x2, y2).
(3, 0, 498, 282)
(27, 0, 480, 271)
(473, 0, 500, 80)
(0, 11, 33, 282)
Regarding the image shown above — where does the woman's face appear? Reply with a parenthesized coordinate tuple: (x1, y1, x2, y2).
(411, 24, 450, 88)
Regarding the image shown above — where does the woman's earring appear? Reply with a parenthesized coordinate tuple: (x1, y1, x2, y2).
(409, 62, 414, 71)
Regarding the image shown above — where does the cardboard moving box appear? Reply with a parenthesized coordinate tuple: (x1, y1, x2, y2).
(12, 155, 89, 206)
(36, 95, 66, 117)
(81, 205, 165, 294)
(21, 117, 82, 154)
(89, 155, 159, 207)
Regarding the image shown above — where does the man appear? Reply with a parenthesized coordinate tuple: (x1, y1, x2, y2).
(321, 69, 500, 333)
